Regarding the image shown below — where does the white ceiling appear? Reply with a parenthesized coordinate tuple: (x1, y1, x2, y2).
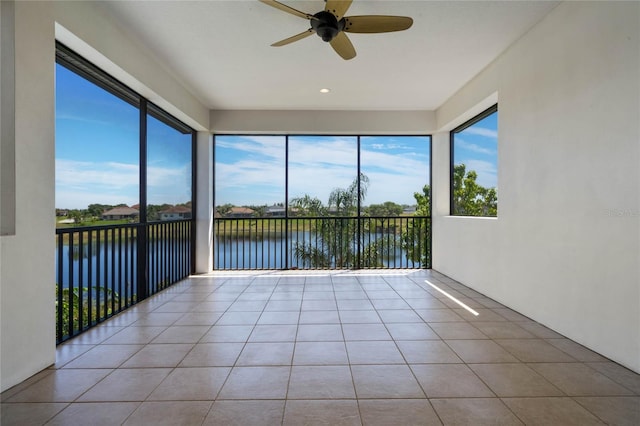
(99, 0, 558, 111)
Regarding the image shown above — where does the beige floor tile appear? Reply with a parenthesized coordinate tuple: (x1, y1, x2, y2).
(0, 402, 67, 425)
(406, 297, 448, 310)
(428, 322, 488, 339)
(495, 339, 577, 362)
(179, 342, 244, 367)
(236, 342, 294, 366)
(586, 362, 640, 394)
(148, 367, 230, 400)
(472, 322, 536, 339)
(346, 341, 405, 364)
(204, 400, 285, 426)
(342, 323, 391, 341)
(77, 368, 171, 402)
(53, 344, 95, 368)
(296, 324, 344, 341)
(151, 325, 210, 343)
(123, 401, 212, 426)
(257, 311, 300, 325)
(283, 400, 361, 426)
(517, 321, 565, 338)
(545, 338, 608, 362)
(453, 308, 507, 322)
(102, 326, 167, 344)
(62, 325, 125, 345)
(288, 365, 356, 399)
(249, 324, 298, 342)
(397, 340, 462, 364)
(359, 399, 442, 426)
(131, 312, 183, 326)
(411, 364, 494, 398)
(264, 300, 302, 311)
(173, 312, 223, 326)
(218, 366, 290, 399)
(62, 344, 143, 369)
(377, 309, 424, 323)
(415, 309, 465, 322)
(216, 311, 261, 325)
(574, 396, 640, 426)
(200, 325, 253, 342)
(299, 310, 340, 324)
(293, 341, 349, 365)
(469, 363, 564, 397)
(445, 339, 520, 363)
(530, 363, 635, 396)
(301, 299, 338, 310)
(502, 397, 604, 425)
(385, 323, 439, 340)
(6, 369, 112, 402)
(351, 365, 425, 398)
(338, 310, 381, 323)
(47, 402, 140, 426)
(121, 343, 193, 368)
(227, 300, 268, 311)
(369, 299, 410, 310)
(430, 398, 524, 425)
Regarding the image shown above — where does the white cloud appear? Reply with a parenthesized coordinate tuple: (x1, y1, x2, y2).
(455, 138, 496, 156)
(56, 158, 191, 208)
(460, 126, 498, 138)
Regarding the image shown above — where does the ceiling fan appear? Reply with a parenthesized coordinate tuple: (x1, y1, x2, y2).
(258, 0, 413, 60)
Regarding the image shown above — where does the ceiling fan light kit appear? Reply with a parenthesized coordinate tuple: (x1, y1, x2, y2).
(259, 0, 413, 60)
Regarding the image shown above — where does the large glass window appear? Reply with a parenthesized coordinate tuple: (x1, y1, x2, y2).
(361, 136, 431, 216)
(214, 135, 286, 217)
(213, 135, 431, 270)
(146, 110, 193, 221)
(55, 44, 195, 226)
(288, 136, 357, 216)
(55, 63, 140, 224)
(451, 105, 498, 216)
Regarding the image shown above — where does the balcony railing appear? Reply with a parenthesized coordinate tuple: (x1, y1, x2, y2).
(55, 219, 192, 344)
(214, 216, 431, 270)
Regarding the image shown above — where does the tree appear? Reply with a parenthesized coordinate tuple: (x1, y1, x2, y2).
(365, 201, 403, 218)
(216, 204, 233, 216)
(402, 185, 431, 267)
(293, 173, 389, 268)
(452, 163, 497, 216)
(365, 201, 403, 232)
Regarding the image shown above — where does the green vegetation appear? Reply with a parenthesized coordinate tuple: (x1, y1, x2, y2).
(452, 163, 497, 216)
(56, 285, 125, 341)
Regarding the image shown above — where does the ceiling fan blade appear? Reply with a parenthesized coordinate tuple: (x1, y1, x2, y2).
(259, 0, 315, 20)
(344, 15, 414, 33)
(271, 29, 315, 47)
(325, 0, 353, 20)
(330, 31, 356, 60)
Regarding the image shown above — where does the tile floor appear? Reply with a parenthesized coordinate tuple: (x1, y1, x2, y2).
(1, 269, 639, 425)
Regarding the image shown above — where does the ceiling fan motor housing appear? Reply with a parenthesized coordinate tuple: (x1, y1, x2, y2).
(311, 11, 345, 42)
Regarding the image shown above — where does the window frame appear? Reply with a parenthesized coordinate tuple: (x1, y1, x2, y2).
(449, 104, 498, 217)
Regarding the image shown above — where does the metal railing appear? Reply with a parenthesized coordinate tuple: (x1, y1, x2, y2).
(55, 219, 192, 343)
(214, 216, 431, 270)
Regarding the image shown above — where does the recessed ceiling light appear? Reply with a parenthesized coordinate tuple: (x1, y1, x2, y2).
(319, 88, 331, 93)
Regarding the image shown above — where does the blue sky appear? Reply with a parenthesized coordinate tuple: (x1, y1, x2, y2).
(452, 111, 498, 189)
(55, 64, 191, 209)
(56, 63, 497, 210)
(215, 135, 432, 207)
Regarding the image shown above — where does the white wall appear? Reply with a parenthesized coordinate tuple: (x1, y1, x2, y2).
(0, 0, 213, 392)
(433, 1, 640, 372)
(0, 1, 56, 392)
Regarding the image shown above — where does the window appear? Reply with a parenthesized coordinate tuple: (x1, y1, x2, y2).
(451, 105, 498, 216)
(55, 43, 195, 226)
(213, 135, 432, 269)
